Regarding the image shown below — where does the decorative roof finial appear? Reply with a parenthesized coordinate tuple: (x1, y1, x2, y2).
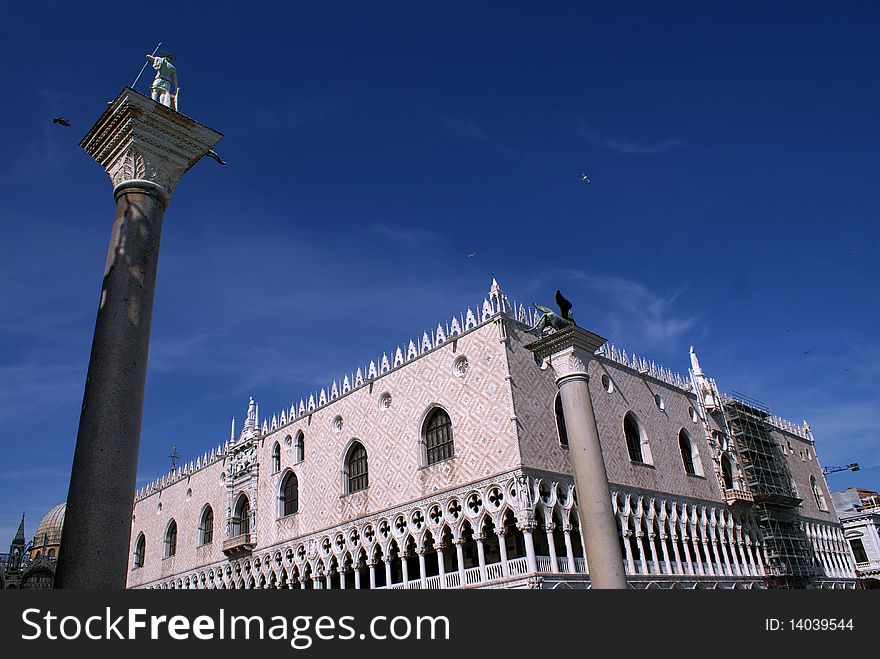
(689, 346, 703, 376)
(489, 277, 510, 314)
(241, 397, 258, 440)
(13, 514, 25, 545)
(246, 397, 255, 426)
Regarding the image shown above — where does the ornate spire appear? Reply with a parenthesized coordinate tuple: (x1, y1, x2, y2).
(689, 345, 703, 376)
(12, 514, 25, 546)
(489, 277, 510, 314)
(241, 396, 257, 440)
(689, 345, 719, 411)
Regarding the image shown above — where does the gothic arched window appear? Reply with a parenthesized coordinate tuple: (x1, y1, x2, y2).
(232, 495, 250, 537)
(345, 441, 369, 494)
(679, 429, 697, 475)
(295, 431, 305, 464)
(424, 407, 455, 465)
(555, 394, 569, 448)
(280, 472, 299, 517)
(811, 476, 828, 511)
(134, 533, 146, 568)
(200, 506, 214, 545)
(624, 413, 645, 463)
(272, 442, 281, 473)
(721, 453, 735, 490)
(164, 520, 177, 558)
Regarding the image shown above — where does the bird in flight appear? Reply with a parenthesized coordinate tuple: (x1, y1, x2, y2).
(52, 118, 71, 127)
(467, 252, 477, 259)
(802, 351, 812, 355)
(581, 172, 591, 184)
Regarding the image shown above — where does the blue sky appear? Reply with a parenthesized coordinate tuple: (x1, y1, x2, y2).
(1, 2, 878, 545)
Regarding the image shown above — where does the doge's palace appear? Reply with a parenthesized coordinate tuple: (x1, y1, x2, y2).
(126, 280, 855, 590)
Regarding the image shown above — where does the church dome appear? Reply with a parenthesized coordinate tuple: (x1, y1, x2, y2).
(33, 503, 65, 547)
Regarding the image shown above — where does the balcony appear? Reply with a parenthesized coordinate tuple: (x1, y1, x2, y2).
(223, 533, 256, 556)
(374, 555, 590, 590)
(368, 553, 765, 589)
(723, 488, 755, 506)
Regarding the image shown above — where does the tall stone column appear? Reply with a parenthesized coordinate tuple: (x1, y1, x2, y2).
(526, 326, 627, 589)
(55, 88, 222, 589)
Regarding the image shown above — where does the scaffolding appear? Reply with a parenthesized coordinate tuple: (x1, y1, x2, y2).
(721, 393, 818, 587)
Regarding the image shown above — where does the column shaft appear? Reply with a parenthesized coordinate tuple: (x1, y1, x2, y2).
(557, 375, 628, 588)
(498, 533, 510, 576)
(418, 552, 427, 587)
(546, 529, 559, 572)
(476, 538, 487, 582)
(563, 529, 575, 572)
(437, 547, 446, 588)
(522, 528, 539, 575)
(56, 185, 166, 589)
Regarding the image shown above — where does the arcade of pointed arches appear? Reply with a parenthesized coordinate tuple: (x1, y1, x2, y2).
(137, 474, 852, 590)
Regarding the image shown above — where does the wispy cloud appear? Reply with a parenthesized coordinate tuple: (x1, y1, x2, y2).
(0, 361, 84, 423)
(434, 112, 520, 157)
(564, 270, 701, 344)
(577, 122, 690, 155)
(0, 468, 69, 482)
(518, 269, 701, 362)
(371, 223, 444, 247)
(804, 400, 880, 468)
(243, 96, 342, 135)
(149, 332, 225, 372)
(437, 113, 491, 143)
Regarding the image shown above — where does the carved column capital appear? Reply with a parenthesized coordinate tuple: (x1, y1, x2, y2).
(525, 326, 607, 386)
(81, 87, 223, 205)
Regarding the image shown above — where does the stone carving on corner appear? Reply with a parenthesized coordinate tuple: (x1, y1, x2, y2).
(229, 441, 258, 478)
(527, 575, 544, 589)
(108, 142, 186, 195)
(118, 146, 146, 183)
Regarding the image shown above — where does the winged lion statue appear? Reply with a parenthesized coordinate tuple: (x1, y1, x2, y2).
(528, 289, 576, 335)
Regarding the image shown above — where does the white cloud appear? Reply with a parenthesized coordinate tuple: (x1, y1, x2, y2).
(561, 269, 701, 347)
(577, 122, 690, 155)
